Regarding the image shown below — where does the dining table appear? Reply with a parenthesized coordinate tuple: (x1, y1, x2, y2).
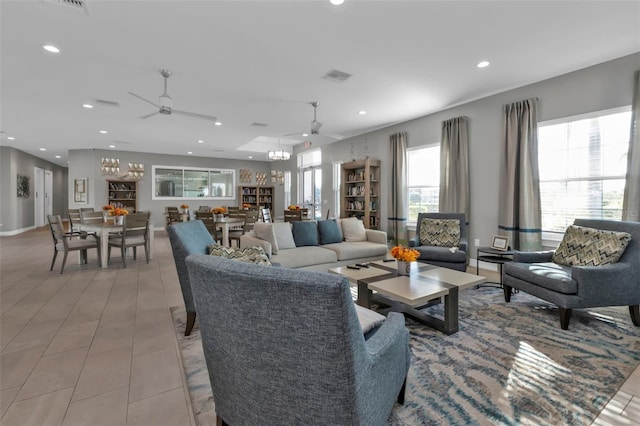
(214, 217, 245, 247)
(78, 221, 155, 269)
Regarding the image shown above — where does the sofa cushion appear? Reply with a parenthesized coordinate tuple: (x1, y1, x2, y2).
(272, 222, 296, 250)
(271, 246, 338, 268)
(318, 220, 342, 245)
(208, 244, 272, 266)
(552, 225, 632, 267)
(504, 261, 577, 294)
(323, 241, 389, 261)
(254, 222, 278, 254)
(342, 217, 367, 242)
(292, 221, 319, 247)
(419, 218, 460, 247)
(415, 245, 467, 263)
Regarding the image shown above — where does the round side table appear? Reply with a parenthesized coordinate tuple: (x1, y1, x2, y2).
(476, 246, 515, 288)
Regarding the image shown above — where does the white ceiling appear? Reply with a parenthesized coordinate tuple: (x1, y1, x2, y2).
(1, 0, 639, 167)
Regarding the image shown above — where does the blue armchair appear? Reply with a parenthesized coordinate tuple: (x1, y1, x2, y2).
(185, 254, 411, 425)
(503, 219, 640, 329)
(409, 212, 468, 271)
(167, 220, 215, 336)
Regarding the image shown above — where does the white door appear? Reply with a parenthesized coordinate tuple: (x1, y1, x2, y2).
(45, 170, 53, 218)
(34, 167, 45, 227)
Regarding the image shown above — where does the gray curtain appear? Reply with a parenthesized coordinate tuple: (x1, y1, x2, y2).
(498, 98, 542, 251)
(439, 116, 470, 221)
(622, 70, 640, 222)
(388, 132, 408, 245)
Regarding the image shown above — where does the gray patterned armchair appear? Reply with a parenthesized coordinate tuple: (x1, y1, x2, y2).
(185, 254, 411, 425)
(503, 219, 640, 330)
(409, 212, 468, 271)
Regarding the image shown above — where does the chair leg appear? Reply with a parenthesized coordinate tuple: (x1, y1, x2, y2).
(107, 246, 112, 265)
(50, 251, 58, 271)
(133, 247, 137, 261)
(630, 305, 640, 326)
(503, 285, 512, 302)
(185, 312, 196, 336)
(60, 251, 69, 274)
(397, 377, 407, 404)
(144, 243, 150, 264)
(559, 308, 572, 330)
(121, 246, 126, 268)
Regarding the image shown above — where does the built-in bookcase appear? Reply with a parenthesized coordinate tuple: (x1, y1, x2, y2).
(340, 158, 380, 229)
(107, 180, 137, 211)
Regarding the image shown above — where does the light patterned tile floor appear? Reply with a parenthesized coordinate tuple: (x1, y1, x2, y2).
(1, 227, 639, 425)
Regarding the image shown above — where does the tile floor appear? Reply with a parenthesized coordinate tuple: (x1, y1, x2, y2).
(1, 227, 639, 425)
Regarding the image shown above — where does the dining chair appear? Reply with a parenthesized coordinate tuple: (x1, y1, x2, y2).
(284, 209, 303, 222)
(261, 208, 272, 223)
(107, 212, 150, 268)
(229, 209, 259, 247)
(80, 210, 104, 225)
(166, 210, 183, 228)
(195, 211, 222, 243)
(198, 205, 211, 212)
(67, 208, 87, 238)
(48, 214, 101, 273)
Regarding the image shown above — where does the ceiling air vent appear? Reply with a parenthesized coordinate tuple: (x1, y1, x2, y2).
(41, 0, 89, 16)
(251, 122, 268, 127)
(322, 69, 352, 83)
(95, 99, 120, 107)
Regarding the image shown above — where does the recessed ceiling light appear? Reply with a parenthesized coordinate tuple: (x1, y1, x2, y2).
(330, 0, 344, 5)
(248, 156, 253, 159)
(198, 140, 204, 144)
(99, 130, 108, 134)
(7, 136, 15, 140)
(214, 121, 222, 126)
(302, 133, 309, 137)
(55, 155, 61, 159)
(477, 61, 490, 68)
(188, 151, 193, 155)
(40, 148, 46, 151)
(83, 104, 94, 109)
(358, 110, 367, 115)
(109, 145, 116, 148)
(43, 45, 60, 53)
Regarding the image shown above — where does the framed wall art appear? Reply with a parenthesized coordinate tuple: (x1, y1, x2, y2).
(74, 178, 88, 204)
(491, 235, 509, 251)
(17, 175, 30, 198)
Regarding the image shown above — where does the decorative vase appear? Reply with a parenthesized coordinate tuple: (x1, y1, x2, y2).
(102, 211, 109, 223)
(397, 260, 411, 276)
(114, 215, 124, 226)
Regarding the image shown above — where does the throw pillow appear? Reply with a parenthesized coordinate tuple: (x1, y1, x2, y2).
(552, 225, 631, 267)
(341, 217, 367, 242)
(208, 244, 272, 266)
(318, 219, 342, 245)
(419, 218, 461, 247)
(272, 222, 297, 250)
(292, 221, 319, 247)
(254, 222, 278, 254)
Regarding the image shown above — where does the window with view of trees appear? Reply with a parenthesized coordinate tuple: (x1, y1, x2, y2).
(538, 107, 630, 237)
(407, 145, 440, 223)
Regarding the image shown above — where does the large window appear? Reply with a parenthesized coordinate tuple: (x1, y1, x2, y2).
(538, 107, 630, 237)
(298, 149, 322, 219)
(407, 145, 440, 223)
(152, 166, 236, 200)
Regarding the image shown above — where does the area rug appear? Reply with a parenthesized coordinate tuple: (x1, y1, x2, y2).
(170, 287, 640, 425)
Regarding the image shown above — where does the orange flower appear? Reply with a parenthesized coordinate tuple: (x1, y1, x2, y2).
(102, 205, 113, 211)
(180, 204, 189, 209)
(109, 207, 129, 216)
(390, 245, 419, 262)
(242, 203, 252, 208)
(212, 207, 227, 214)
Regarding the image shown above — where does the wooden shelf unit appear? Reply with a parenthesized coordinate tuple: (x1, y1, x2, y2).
(107, 180, 137, 212)
(238, 185, 274, 211)
(341, 158, 380, 229)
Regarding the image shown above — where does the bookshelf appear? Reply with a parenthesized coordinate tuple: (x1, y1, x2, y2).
(238, 185, 274, 211)
(107, 180, 137, 212)
(341, 158, 380, 229)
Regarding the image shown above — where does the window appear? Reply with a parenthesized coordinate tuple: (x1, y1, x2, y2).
(283, 171, 291, 209)
(298, 149, 322, 219)
(152, 166, 236, 200)
(333, 161, 342, 218)
(538, 107, 630, 237)
(407, 145, 440, 223)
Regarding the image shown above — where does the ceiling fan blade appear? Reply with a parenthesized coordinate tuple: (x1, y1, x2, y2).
(172, 109, 217, 122)
(128, 92, 160, 108)
(140, 111, 160, 119)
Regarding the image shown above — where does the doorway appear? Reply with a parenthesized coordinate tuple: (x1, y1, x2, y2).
(34, 167, 53, 227)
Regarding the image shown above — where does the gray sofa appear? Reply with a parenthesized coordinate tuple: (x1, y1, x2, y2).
(503, 218, 640, 329)
(240, 218, 389, 271)
(409, 212, 468, 271)
(185, 253, 411, 425)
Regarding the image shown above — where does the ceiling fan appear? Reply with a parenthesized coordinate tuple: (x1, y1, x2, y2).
(286, 101, 342, 144)
(128, 69, 217, 122)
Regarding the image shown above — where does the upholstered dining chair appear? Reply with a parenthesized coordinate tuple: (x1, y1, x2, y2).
(167, 220, 216, 336)
(48, 214, 101, 273)
(107, 212, 150, 268)
(195, 211, 221, 243)
(185, 253, 411, 425)
(229, 209, 259, 247)
(409, 212, 468, 272)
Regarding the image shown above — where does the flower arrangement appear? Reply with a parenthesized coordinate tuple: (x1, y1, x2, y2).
(242, 203, 252, 209)
(287, 205, 300, 210)
(102, 205, 113, 211)
(109, 207, 129, 216)
(390, 245, 419, 262)
(212, 207, 227, 214)
(180, 204, 189, 210)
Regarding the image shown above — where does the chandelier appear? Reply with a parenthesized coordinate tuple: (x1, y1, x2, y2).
(267, 149, 291, 161)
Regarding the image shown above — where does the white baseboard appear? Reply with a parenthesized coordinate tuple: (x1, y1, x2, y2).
(0, 225, 37, 236)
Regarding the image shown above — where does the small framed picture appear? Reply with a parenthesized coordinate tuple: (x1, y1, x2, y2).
(74, 178, 88, 204)
(491, 235, 509, 251)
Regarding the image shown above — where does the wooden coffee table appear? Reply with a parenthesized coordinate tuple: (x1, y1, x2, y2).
(329, 260, 486, 334)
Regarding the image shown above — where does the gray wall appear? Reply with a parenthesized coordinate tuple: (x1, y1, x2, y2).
(0, 146, 69, 233)
(67, 149, 274, 228)
(296, 52, 640, 250)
